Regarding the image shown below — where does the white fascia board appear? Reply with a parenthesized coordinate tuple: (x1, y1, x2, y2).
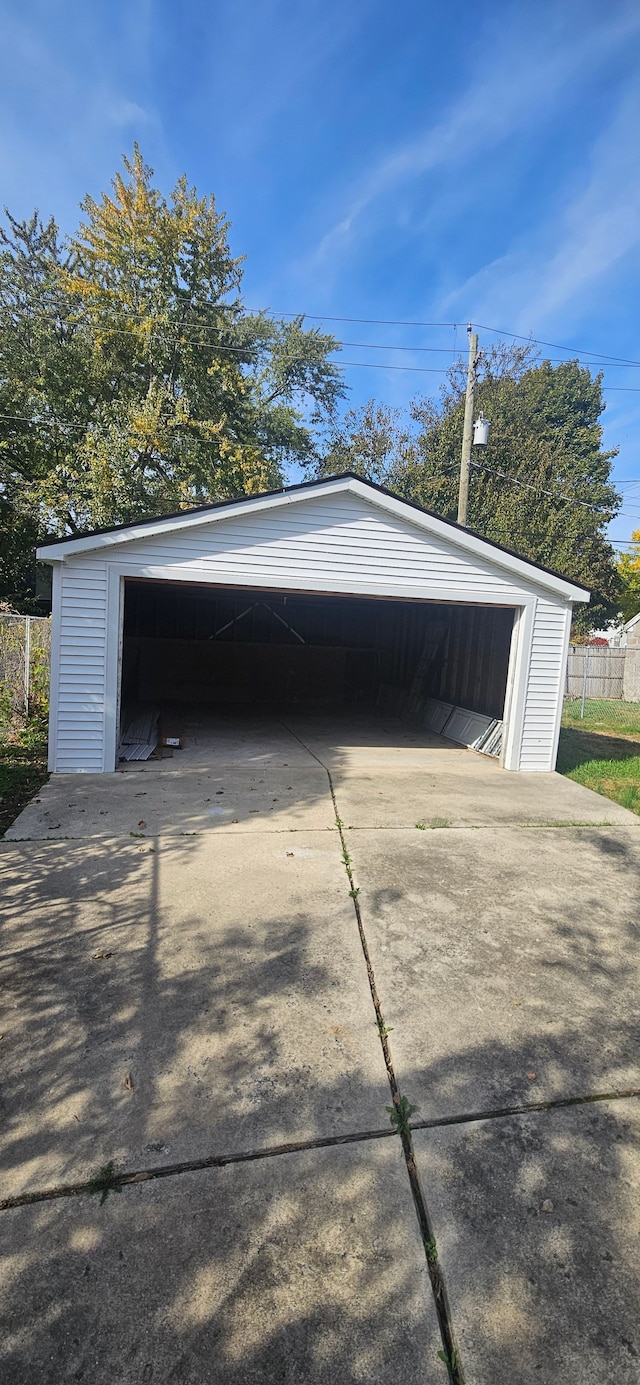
(36, 474, 590, 603)
(351, 482, 589, 603)
(36, 478, 354, 560)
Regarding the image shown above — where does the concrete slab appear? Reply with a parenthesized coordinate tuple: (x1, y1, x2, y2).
(333, 765, 639, 828)
(0, 833, 390, 1198)
(125, 708, 320, 770)
(349, 826, 640, 1119)
(413, 1098, 640, 1383)
(13, 709, 628, 840)
(285, 711, 469, 772)
(0, 1139, 443, 1385)
(4, 764, 335, 840)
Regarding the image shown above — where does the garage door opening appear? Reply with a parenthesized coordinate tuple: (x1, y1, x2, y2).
(118, 578, 516, 763)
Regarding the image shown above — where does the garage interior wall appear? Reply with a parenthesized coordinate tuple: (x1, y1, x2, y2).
(121, 579, 514, 722)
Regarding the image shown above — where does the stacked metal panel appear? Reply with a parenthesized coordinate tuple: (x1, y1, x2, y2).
(119, 706, 159, 761)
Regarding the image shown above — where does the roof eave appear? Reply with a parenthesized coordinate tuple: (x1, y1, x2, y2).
(36, 473, 590, 604)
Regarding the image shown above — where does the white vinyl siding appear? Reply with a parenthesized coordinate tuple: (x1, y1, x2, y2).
(45, 488, 578, 773)
(54, 560, 108, 772)
(520, 599, 571, 770)
(99, 493, 550, 602)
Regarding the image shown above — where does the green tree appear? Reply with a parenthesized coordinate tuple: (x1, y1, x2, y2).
(316, 400, 415, 485)
(617, 531, 640, 622)
(0, 147, 345, 559)
(316, 343, 621, 631)
(0, 210, 89, 603)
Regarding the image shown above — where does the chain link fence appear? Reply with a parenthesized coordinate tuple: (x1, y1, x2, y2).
(563, 645, 640, 738)
(0, 613, 51, 734)
(2, 624, 639, 743)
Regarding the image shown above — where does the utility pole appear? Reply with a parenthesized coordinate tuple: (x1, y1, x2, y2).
(457, 325, 479, 526)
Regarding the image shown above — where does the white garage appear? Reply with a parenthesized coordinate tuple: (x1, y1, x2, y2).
(37, 474, 588, 774)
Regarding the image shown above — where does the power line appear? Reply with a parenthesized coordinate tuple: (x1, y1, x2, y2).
(3, 406, 637, 519)
(469, 458, 639, 518)
(11, 291, 640, 375)
(7, 306, 640, 377)
(473, 323, 640, 369)
(251, 309, 640, 369)
(0, 414, 87, 429)
(247, 311, 458, 328)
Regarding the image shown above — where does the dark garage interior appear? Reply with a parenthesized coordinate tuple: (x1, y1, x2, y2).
(119, 579, 515, 751)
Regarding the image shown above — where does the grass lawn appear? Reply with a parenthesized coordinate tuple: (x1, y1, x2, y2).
(0, 721, 49, 838)
(562, 698, 640, 738)
(558, 702, 640, 816)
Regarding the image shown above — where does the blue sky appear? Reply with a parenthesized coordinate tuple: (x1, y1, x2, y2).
(2, 0, 640, 549)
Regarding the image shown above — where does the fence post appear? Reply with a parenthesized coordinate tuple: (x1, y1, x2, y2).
(580, 645, 590, 719)
(24, 615, 31, 716)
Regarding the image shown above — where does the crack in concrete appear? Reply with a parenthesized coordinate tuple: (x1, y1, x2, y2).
(336, 821, 640, 832)
(411, 1086, 640, 1131)
(2, 1085, 638, 1216)
(0, 1126, 397, 1213)
(278, 721, 465, 1385)
(7, 729, 637, 1377)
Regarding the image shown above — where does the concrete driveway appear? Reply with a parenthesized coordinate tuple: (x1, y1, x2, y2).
(2, 712, 640, 1383)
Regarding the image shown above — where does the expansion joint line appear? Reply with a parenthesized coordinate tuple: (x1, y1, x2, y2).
(278, 722, 464, 1385)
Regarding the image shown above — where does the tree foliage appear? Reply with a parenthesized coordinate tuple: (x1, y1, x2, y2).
(317, 400, 415, 485)
(315, 343, 621, 631)
(0, 147, 344, 558)
(617, 531, 640, 623)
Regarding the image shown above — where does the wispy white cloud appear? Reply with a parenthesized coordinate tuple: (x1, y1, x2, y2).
(103, 95, 155, 129)
(444, 81, 640, 333)
(198, 0, 375, 157)
(0, 4, 162, 225)
(311, 5, 640, 268)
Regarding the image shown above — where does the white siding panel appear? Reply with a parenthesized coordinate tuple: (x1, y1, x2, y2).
(102, 493, 541, 603)
(519, 598, 570, 770)
(54, 559, 108, 772)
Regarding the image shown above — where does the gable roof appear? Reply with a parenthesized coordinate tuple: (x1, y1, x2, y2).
(37, 472, 590, 604)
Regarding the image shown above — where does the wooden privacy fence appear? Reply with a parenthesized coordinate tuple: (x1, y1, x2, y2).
(0, 613, 51, 724)
(565, 645, 640, 704)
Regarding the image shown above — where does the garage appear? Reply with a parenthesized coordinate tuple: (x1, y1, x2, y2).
(38, 474, 589, 773)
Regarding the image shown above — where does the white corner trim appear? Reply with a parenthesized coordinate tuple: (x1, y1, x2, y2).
(501, 600, 536, 771)
(549, 605, 573, 771)
(103, 568, 123, 772)
(47, 564, 63, 772)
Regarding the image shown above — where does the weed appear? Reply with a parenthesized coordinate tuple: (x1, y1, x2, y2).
(87, 1160, 123, 1205)
(437, 1347, 458, 1369)
(429, 816, 451, 829)
(415, 821, 426, 830)
(425, 1235, 438, 1262)
(335, 816, 344, 828)
(377, 1018, 393, 1037)
(0, 723, 49, 837)
(349, 886, 360, 898)
(129, 831, 145, 838)
(386, 1094, 416, 1135)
